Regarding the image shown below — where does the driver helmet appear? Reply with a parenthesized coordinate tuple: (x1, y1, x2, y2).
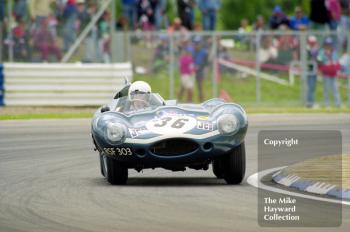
(128, 81, 152, 109)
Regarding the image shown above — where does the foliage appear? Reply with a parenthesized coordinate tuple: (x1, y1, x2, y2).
(219, 0, 310, 30)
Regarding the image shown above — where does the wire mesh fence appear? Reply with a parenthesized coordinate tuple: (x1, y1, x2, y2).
(1, 6, 349, 107)
(126, 30, 350, 107)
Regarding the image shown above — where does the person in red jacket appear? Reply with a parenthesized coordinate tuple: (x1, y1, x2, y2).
(317, 37, 342, 107)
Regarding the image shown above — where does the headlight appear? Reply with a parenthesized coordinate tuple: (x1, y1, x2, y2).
(217, 114, 239, 134)
(105, 122, 125, 144)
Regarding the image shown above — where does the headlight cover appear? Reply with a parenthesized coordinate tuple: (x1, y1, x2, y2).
(217, 114, 239, 135)
(105, 122, 126, 144)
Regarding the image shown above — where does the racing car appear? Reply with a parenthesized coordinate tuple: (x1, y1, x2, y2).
(91, 81, 248, 185)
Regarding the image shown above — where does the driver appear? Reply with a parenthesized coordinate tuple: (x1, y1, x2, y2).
(128, 81, 152, 111)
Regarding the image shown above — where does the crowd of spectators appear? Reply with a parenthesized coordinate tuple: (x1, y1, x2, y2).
(0, 0, 349, 106)
(0, 0, 113, 62)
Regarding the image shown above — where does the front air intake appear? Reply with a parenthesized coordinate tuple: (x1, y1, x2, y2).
(150, 139, 198, 156)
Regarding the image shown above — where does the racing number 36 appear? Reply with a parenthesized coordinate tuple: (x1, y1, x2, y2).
(154, 117, 189, 129)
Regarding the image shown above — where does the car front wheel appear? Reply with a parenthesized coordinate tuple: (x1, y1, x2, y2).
(221, 142, 246, 185)
(104, 155, 128, 185)
(212, 160, 223, 179)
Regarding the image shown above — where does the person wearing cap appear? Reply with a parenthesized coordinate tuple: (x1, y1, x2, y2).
(269, 5, 289, 30)
(317, 37, 342, 108)
(306, 36, 319, 108)
(289, 6, 309, 31)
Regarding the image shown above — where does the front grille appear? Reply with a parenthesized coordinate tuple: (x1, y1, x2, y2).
(150, 139, 198, 156)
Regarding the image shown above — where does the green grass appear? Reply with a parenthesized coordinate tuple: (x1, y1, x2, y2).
(0, 112, 93, 120)
(0, 71, 348, 120)
(0, 106, 348, 121)
(133, 70, 349, 107)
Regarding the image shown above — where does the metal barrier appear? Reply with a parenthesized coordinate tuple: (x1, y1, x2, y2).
(3, 63, 132, 106)
(0, 64, 4, 106)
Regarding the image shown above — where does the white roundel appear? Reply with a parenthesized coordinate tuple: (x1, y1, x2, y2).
(146, 115, 197, 135)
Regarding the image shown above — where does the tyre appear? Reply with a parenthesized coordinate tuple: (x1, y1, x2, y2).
(99, 155, 105, 177)
(221, 142, 246, 185)
(104, 156, 128, 185)
(212, 160, 223, 179)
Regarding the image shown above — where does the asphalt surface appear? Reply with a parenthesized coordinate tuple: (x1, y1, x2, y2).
(1, 114, 350, 232)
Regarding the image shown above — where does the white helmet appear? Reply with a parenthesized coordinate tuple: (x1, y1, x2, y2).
(128, 81, 152, 109)
(128, 81, 151, 97)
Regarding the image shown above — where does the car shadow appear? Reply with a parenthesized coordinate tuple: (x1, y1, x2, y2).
(89, 176, 248, 187)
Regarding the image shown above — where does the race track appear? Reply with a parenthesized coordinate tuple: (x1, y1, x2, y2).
(1, 114, 350, 232)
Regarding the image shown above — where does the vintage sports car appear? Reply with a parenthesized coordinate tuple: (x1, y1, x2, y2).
(91, 82, 248, 185)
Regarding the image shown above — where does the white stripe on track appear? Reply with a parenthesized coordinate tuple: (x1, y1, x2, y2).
(247, 166, 350, 206)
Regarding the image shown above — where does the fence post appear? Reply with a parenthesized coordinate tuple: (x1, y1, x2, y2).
(347, 32, 350, 106)
(212, 33, 218, 98)
(255, 31, 261, 103)
(299, 32, 307, 106)
(0, 21, 2, 63)
(0, 64, 4, 106)
(169, 33, 175, 99)
(110, 0, 116, 63)
(7, 0, 13, 62)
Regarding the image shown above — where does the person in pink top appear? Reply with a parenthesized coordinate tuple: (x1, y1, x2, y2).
(326, 0, 341, 30)
(177, 47, 195, 102)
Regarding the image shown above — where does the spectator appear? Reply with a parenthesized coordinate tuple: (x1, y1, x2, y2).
(339, 44, 349, 101)
(47, 13, 58, 38)
(29, 0, 55, 31)
(98, 11, 111, 63)
(14, 0, 28, 21)
(122, 0, 137, 30)
(306, 36, 319, 108)
(32, 19, 61, 62)
(238, 19, 252, 33)
(198, 0, 221, 31)
(274, 25, 299, 65)
(137, 0, 156, 30)
(152, 35, 169, 73)
(192, 36, 208, 102)
(167, 17, 187, 33)
(0, 0, 5, 22)
(289, 6, 309, 31)
(236, 19, 252, 49)
(339, 0, 350, 47)
(258, 36, 278, 63)
(269, 5, 289, 30)
(317, 37, 342, 108)
(116, 16, 128, 31)
(177, 0, 195, 30)
(12, 17, 30, 61)
(155, 0, 168, 30)
(177, 47, 195, 102)
(77, 0, 90, 33)
(62, 0, 78, 52)
(309, 0, 330, 30)
(84, 2, 98, 62)
(254, 15, 266, 31)
(325, 0, 341, 30)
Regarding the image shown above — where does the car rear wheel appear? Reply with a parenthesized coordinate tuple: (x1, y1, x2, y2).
(104, 156, 128, 185)
(212, 160, 223, 179)
(221, 142, 246, 185)
(99, 155, 105, 177)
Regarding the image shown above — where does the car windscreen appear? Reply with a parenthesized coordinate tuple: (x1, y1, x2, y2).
(114, 94, 164, 114)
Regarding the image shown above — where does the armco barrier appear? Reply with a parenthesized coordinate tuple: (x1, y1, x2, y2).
(0, 64, 4, 106)
(3, 63, 132, 106)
